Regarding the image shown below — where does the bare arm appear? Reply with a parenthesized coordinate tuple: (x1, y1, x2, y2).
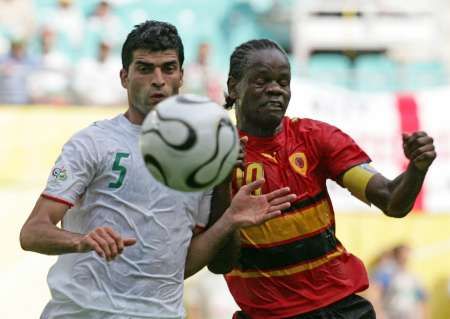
(207, 136, 246, 274)
(184, 179, 295, 278)
(365, 164, 426, 217)
(20, 196, 136, 261)
(20, 196, 81, 254)
(341, 131, 436, 218)
(205, 180, 241, 274)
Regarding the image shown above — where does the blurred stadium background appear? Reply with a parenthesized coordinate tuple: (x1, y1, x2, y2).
(1, 0, 450, 318)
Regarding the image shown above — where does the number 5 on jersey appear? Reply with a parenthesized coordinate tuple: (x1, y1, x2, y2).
(109, 152, 130, 189)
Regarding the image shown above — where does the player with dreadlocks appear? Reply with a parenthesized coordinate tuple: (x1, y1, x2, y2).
(209, 38, 436, 319)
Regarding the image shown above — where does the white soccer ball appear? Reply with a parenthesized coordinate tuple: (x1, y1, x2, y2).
(140, 94, 239, 192)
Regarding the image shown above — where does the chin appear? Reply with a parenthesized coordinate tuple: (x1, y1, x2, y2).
(265, 115, 283, 127)
(134, 104, 152, 116)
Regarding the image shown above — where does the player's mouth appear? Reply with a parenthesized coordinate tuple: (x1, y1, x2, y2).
(262, 100, 284, 110)
(149, 93, 166, 103)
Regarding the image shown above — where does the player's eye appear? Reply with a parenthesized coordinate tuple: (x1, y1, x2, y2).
(163, 64, 177, 73)
(254, 77, 266, 85)
(137, 65, 150, 73)
(279, 79, 290, 87)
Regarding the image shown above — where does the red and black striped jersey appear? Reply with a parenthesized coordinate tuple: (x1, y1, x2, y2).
(226, 117, 371, 319)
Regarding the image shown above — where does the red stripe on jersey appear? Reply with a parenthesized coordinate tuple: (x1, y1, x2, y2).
(41, 193, 74, 207)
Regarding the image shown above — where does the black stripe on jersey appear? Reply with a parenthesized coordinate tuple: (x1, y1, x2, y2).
(282, 190, 327, 214)
(237, 226, 338, 271)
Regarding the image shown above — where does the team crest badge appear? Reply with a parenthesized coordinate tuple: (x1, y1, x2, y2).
(289, 152, 308, 176)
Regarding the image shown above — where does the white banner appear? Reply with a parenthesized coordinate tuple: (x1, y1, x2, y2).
(287, 79, 449, 213)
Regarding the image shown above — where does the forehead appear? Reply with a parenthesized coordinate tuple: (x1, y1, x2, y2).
(246, 48, 289, 71)
(131, 49, 179, 64)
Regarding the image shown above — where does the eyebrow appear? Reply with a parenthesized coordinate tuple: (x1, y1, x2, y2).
(249, 67, 290, 76)
(249, 63, 290, 71)
(135, 61, 152, 66)
(135, 60, 178, 67)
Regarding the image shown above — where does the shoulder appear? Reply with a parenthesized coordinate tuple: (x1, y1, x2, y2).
(64, 117, 120, 155)
(286, 117, 340, 136)
(72, 116, 119, 139)
(69, 122, 102, 144)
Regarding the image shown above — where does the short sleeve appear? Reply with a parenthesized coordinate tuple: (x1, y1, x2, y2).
(43, 131, 99, 205)
(195, 190, 213, 229)
(319, 123, 371, 181)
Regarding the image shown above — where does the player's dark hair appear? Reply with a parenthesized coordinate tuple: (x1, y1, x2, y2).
(224, 39, 288, 109)
(121, 20, 184, 70)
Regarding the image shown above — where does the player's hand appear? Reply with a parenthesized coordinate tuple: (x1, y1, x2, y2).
(226, 179, 296, 228)
(77, 227, 137, 261)
(402, 131, 436, 172)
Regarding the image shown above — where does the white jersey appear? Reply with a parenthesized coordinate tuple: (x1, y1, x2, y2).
(41, 114, 211, 319)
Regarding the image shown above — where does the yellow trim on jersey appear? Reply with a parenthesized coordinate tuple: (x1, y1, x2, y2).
(240, 200, 332, 246)
(227, 246, 345, 278)
(260, 152, 278, 163)
(342, 164, 377, 204)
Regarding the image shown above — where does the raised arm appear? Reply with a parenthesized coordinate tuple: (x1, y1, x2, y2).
(340, 131, 436, 218)
(20, 196, 136, 261)
(184, 179, 295, 278)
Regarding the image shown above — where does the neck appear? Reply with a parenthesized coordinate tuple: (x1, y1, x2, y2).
(124, 108, 145, 125)
(238, 121, 283, 137)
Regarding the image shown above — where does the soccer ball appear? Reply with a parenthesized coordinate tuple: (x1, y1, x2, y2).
(140, 94, 239, 192)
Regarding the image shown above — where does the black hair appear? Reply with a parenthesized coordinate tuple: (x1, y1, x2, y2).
(121, 20, 184, 71)
(224, 39, 287, 109)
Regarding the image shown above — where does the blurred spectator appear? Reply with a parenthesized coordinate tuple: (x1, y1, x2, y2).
(182, 42, 224, 104)
(72, 39, 124, 106)
(184, 269, 238, 319)
(0, 32, 8, 56)
(367, 249, 396, 319)
(28, 27, 71, 105)
(85, 0, 125, 50)
(256, 0, 292, 53)
(0, 0, 36, 41)
(371, 244, 428, 319)
(0, 38, 37, 104)
(41, 0, 85, 57)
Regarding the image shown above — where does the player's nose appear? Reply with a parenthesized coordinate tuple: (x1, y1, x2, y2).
(152, 68, 165, 87)
(266, 81, 284, 95)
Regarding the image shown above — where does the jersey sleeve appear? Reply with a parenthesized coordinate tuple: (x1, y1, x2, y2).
(42, 130, 99, 206)
(319, 123, 371, 181)
(195, 190, 213, 229)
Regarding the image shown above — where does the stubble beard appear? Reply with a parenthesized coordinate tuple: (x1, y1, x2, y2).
(133, 101, 151, 117)
(133, 92, 155, 117)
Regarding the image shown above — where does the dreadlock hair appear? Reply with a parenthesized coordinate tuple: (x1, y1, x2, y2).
(224, 39, 288, 109)
(121, 20, 184, 71)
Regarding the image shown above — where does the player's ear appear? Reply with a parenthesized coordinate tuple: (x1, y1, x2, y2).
(227, 76, 237, 99)
(120, 68, 128, 88)
(179, 68, 184, 86)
